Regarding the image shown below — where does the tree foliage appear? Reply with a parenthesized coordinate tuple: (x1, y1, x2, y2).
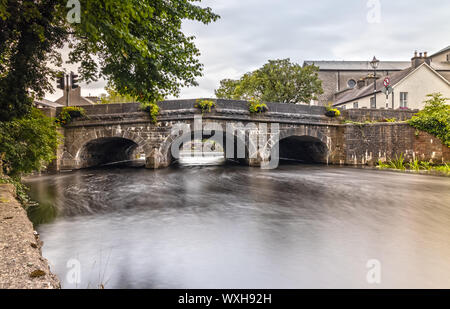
(0, 108, 61, 177)
(0, 0, 219, 121)
(0, 0, 67, 121)
(215, 59, 323, 104)
(100, 86, 138, 104)
(69, 0, 218, 104)
(408, 93, 450, 147)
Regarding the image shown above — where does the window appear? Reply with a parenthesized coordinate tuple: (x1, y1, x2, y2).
(347, 79, 357, 89)
(341, 105, 346, 110)
(353, 102, 359, 109)
(370, 97, 376, 109)
(400, 92, 408, 108)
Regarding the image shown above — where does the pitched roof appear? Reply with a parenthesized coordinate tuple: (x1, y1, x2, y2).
(431, 62, 450, 71)
(430, 45, 450, 57)
(33, 99, 63, 108)
(85, 96, 102, 103)
(333, 68, 414, 106)
(333, 63, 450, 106)
(303, 60, 411, 71)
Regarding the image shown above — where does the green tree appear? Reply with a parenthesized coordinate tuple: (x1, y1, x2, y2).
(0, 0, 68, 121)
(215, 59, 323, 104)
(100, 86, 139, 104)
(214, 79, 241, 100)
(408, 93, 450, 147)
(0, 0, 219, 121)
(0, 108, 61, 177)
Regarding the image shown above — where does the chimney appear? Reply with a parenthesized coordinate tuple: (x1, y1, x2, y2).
(411, 51, 430, 68)
(424, 51, 431, 65)
(364, 74, 377, 86)
(357, 79, 365, 89)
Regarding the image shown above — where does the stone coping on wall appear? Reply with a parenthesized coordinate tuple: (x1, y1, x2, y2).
(56, 99, 327, 116)
(59, 99, 340, 128)
(342, 108, 419, 122)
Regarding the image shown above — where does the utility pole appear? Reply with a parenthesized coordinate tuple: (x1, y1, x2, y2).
(57, 72, 70, 106)
(370, 56, 380, 109)
(65, 74, 70, 107)
(57, 71, 79, 107)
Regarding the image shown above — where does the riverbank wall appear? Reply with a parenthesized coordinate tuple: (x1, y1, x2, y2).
(341, 123, 450, 165)
(0, 184, 60, 289)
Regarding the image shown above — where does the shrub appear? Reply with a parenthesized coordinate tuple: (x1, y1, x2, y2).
(0, 108, 61, 177)
(0, 175, 33, 207)
(377, 157, 449, 176)
(433, 164, 450, 175)
(408, 93, 450, 147)
(140, 102, 160, 123)
(325, 104, 341, 117)
(407, 159, 421, 172)
(248, 98, 268, 114)
(195, 99, 216, 114)
(376, 160, 389, 169)
(56, 106, 86, 126)
(420, 161, 433, 171)
(389, 154, 406, 170)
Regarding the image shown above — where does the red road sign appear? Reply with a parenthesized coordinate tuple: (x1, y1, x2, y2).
(383, 77, 391, 87)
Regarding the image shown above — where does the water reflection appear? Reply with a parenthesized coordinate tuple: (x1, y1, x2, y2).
(24, 164, 450, 289)
(179, 151, 225, 166)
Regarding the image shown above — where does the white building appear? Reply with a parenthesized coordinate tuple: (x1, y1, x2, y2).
(333, 52, 450, 110)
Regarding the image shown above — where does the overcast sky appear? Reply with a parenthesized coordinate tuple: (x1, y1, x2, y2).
(46, 0, 450, 101)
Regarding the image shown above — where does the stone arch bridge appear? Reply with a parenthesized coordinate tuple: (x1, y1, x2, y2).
(54, 99, 449, 171)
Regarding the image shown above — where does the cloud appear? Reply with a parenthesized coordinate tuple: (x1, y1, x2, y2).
(45, 0, 450, 101)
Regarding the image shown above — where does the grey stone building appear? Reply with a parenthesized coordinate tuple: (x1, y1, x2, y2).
(304, 45, 450, 106)
(55, 87, 96, 106)
(303, 60, 410, 106)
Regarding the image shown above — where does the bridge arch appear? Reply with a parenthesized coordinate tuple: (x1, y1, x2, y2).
(67, 128, 148, 169)
(153, 128, 252, 168)
(274, 127, 330, 164)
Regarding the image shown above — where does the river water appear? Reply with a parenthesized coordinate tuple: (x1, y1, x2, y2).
(25, 162, 450, 289)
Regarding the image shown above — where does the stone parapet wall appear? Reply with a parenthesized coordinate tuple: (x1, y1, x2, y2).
(57, 100, 328, 117)
(341, 109, 418, 122)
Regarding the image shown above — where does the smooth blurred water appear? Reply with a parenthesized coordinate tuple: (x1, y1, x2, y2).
(25, 163, 450, 289)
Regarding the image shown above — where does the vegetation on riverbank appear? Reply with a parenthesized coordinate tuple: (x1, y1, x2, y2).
(377, 154, 450, 176)
(0, 108, 61, 207)
(0, 176, 33, 206)
(407, 93, 450, 147)
(0, 108, 61, 177)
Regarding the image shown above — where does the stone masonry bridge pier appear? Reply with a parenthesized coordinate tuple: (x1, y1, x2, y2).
(54, 99, 449, 171)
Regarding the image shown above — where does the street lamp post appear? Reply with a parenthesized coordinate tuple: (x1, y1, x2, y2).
(370, 56, 380, 108)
